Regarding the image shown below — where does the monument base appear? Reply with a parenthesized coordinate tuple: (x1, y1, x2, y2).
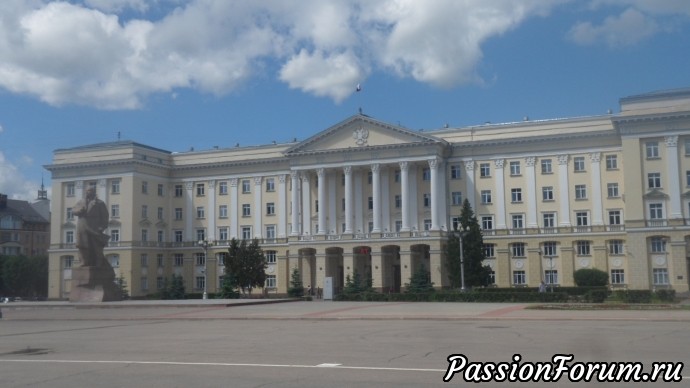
(70, 266, 122, 302)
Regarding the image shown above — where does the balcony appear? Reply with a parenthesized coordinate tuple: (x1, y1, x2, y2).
(647, 220, 668, 227)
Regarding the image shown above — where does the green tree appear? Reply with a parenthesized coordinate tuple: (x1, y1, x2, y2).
(224, 238, 267, 295)
(287, 268, 304, 297)
(116, 275, 130, 300)
(343, 269, 373, 295)
(405, 264, 434, 293)
(446, 199, 492, 289)
(217, 274, 240, 299)
(1, 255, 47, 297)
(169, 274, 186, 299)
(574, 268, 609, 287)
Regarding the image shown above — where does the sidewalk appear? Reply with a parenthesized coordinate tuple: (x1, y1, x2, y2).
(2, 299, 690, 322)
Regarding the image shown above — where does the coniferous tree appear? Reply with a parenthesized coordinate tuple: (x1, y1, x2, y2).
(287, 268, 304, 297)
(169, 274, 186, 299)
(224, 238, 267, 295)
(405, 264, 434, 293)
(447, 199, 492, 289)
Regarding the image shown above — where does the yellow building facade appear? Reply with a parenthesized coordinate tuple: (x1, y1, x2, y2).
(46, 88, 690, 299)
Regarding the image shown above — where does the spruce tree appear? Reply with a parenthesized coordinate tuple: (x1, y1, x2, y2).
(446, 199, 492, 289)
(287, 268, 304, 297)
(405, 264, 434, 293)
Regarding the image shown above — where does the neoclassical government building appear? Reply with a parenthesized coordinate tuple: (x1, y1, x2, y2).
(47, 88, 690, 299)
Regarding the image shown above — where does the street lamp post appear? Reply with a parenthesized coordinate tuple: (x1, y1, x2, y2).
(198, 240, 213, 300)
(548, 256, 554, 293)
(455, 227, 469, 292)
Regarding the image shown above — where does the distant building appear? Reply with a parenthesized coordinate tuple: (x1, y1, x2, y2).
(0, 189, 50, 257)
(46, 88, 690, 299)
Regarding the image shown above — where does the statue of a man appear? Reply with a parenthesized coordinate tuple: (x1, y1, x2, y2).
(74, 187, 110, 267)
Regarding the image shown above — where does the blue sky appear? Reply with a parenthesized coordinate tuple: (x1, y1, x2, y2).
(1, 0, 690, 201)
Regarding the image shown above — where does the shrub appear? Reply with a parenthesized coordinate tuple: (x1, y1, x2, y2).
(654, 289, 676, 303)
(585, 289, 609, 303)
(613, 290, 652, 303)
(573, 268, 609, 287)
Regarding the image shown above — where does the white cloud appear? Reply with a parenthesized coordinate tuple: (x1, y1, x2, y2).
(568, 7, 659, 47)
(0, 0, 566, 107)
(0, 151, 40, 201)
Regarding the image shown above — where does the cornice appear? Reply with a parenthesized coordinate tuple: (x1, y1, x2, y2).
(451, 129, 616, 150)
(286, 141, 448, 158)
(44, 159, 171, 173)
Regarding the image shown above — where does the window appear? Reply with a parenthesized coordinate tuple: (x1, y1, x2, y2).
(576, 241, 591, 255)
(394, 195, 401, 208)
(157, 254, 164, 268)
(266, 202, 275, 215)
(686, 138, 690, 155)
(194, 183, 204, 196)
(196, 229, 205, 242)
(109, 255, 120, 268)
(394, 170, 400, 183)
(196, 206, 205, 219)
(175, 208, 183, 220)
(648, 173, 661, 189)
(510, 161, 521, 176)
(66, 183, 75, 197)
(608, 210, 622, 225)
(266, 178, 275, 192)
(342, 198, 346, 211)
(483, 244, 495, 258)
(606, 155, 618, 170)
(242, 179, 251, 193)
(111, 180, 120, 194)
(266, 225, 276, 239)
(219, 227, 228, 241)
(450, 165, 462, 179)
(480, 163, 491, 177)
(219, 205, 228, 218)
(395, 220, 403, 232)
(242, 204, 251, 217)
(265, 275, 277, 288)
(265, 250, 277, 264)
(66, 207, 74, 220)
(422, 168, 431, 181)
(174, 254, 184, 267)
(576, 211, 589, 226)
(195, 252, 206, 266)
(424, 219, 432, 231)
(452, 192, 462, 206)
(157, 230, 164, 242)
(219, 181, 228, 195)
(157, 184, 164, 196)
(545, 270, 558, 285)
(195, 276, 205, 291)
(653, 268, 669, 285)
(541, 159, 552, 174)
(423, 193, 431, 207)
(511, 188, 522, 203)
(650, 237, 666, 252)
(607, 183, 619, 198)
(141, 205, 148, 219)
(687, 171, 690, 186)
(542, 186, 553, 201)
(512, 214, 524, 229)
(110, 229, 120, 242)
(573, 156, 585, 172)
(575, 185, 587, 200)
(543, 213, 555, 228)
(649, 203, 663, 219)
(609, 240, 624, 255)
(481, 190, 492, 204)
(157, 276, 164, 290)
(513, 271, 526, 285)
(140, 254, 148, 267)
(141, 181, 148, 194)
(511, 243, 525, 257)
(111, 204, 120, 218)
(611, 269, 625, 285)
(141, 229, 148, 242)
(157, 207, 164, 220)
(65, 230, 74, 244)
(646, 141, 659, 158)
(241, 226, 252, 239)
(543, 241, 557, 256)
(488, 271, 496, 285)
(175, 184, 183, 197)
(174, 230, 183, 242)
(481, 216, 494, 230)
(367, 171, 373, 184)
(367, 197, 373, 210)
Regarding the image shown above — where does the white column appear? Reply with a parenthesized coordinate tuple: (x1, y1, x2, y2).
(328, 171, 337, 234)
(344, 166, 353, 234)
(278, 175, 287, 238)
(185, 182, 194, 240)
(525, 157, 538, 228)
(494, 159, 506, 229)
(371, 164, 381, 233)
(229, 179, 239, 239)
(380, 168, 390, 232)
(400, 161, 410, 232)
(558, 155, 571, 226)
(253, 177, 262, 238)
(354, 169, 364, 233)
(464, 160, 475, 208)
(290, 171, 300, 236)
(665, 136, 682, 219)
(590, 153, 603, 226)
(301, 172, 311, 235)
(317, 168, 327, 235)
(207, 180, 216, 240)
(429, 159, 440, 230)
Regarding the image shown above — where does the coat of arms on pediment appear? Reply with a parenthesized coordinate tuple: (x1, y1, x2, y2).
(353, 127, 369, 147)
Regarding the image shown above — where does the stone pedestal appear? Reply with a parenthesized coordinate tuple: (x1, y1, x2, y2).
(69, 266, 122, 302)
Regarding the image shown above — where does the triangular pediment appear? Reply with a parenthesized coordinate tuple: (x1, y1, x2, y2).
(285, 115, 444, 155)
(644, 189, 669, 199)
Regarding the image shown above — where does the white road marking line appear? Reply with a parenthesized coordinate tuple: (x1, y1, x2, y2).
(0, 359, 444, 373)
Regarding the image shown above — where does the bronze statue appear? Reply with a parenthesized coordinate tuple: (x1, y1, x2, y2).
(74, 187, 110, 267)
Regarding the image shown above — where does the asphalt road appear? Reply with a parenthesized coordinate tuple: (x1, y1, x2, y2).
(1, 301, 688, 387)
